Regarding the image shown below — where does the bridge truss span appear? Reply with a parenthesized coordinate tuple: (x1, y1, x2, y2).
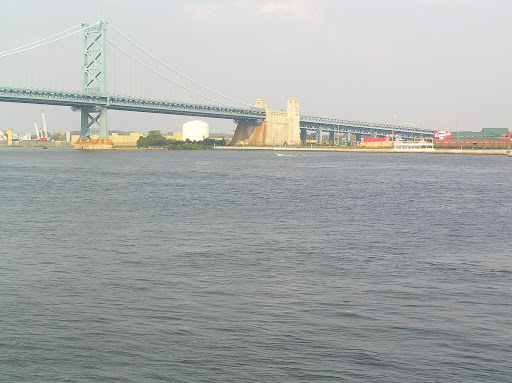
(299, 114, 434, 140)
(108, 96, 265, 121)
(0, 87, 104, 108)
(0, 87, 266, 121)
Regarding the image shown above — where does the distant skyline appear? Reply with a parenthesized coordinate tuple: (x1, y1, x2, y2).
(1, 0, 511, 134)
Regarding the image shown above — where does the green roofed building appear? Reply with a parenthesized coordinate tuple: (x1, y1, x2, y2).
(435, 128, 511, 149)
(452, 128, 509, 139)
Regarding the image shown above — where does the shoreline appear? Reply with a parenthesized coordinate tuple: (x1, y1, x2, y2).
(1, 143, 509, 155)
(215, 146, 509, 155)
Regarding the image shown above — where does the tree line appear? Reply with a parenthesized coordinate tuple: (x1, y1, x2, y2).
(137, 130, 226, 149)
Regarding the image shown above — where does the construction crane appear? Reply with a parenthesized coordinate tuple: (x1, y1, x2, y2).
(34, 121, 40, 140)
(41, 110, 48, 139)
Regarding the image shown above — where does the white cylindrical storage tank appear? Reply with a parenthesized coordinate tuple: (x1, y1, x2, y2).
(182, 120, 209, 142)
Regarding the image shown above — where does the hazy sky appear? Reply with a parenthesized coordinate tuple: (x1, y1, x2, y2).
(1, 0, 511, 134)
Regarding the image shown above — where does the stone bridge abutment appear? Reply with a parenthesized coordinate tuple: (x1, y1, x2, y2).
(231, 98, 300, 146)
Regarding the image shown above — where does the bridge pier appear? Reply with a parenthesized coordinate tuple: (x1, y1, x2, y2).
(329, 131, 335, 146)
(79, 107, 109, 138)
(75, 106, 113, 149)
(316, 128, 322, 145)
(230, 98, 300, 146)
(300, 128, 307, 144)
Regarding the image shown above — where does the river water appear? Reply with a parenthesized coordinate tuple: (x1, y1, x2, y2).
(1, 148, 511, 382)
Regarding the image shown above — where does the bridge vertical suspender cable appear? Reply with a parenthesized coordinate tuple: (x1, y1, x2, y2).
(107, 40, 239, 107)
(108, 24, 254, 108)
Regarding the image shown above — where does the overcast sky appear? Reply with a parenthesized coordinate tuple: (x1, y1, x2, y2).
(1, 0, 511, 134)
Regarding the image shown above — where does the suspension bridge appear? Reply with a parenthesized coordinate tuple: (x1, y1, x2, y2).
(0, 21, 434, 148)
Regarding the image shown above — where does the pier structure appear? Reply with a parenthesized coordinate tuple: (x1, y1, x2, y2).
(231, 98, 300, 146)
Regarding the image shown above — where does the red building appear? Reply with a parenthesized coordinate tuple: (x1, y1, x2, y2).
(434, 128, 511, 149)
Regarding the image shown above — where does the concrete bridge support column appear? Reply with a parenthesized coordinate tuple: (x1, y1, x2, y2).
(230, 98, 300, 146)
(286, 98, 300, 145)
(345, 133, 351, 146)
(355, 133, 361, 145)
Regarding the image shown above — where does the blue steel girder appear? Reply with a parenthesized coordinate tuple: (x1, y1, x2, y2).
(81, 107, 107, 138)
(107, 96, 265, 120)
(329, 131, 335, 146)
(300, 128, 307, 144)
(85, 110, 101, 129)
(1, 92, 436, 139)
(0, 87, 105, 107)
(0, 87, 266, 121)
(300, 115, 434, 140)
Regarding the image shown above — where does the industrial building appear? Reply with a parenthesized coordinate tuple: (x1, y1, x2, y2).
(434, 128, 511, 149)
(71, 131, 184, 147)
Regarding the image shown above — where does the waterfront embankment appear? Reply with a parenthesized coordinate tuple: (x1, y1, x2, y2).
(216, 146, 510, 155)
(0, 141, 73, 148)
(1, 142, 509, 155)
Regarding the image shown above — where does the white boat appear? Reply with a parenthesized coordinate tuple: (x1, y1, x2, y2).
(393, 140, 435, 151)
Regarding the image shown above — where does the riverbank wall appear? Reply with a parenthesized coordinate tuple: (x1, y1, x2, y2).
(215, 146, 509, 155)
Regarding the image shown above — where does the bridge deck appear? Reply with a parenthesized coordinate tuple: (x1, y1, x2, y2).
(0, 86, 434, 138)
(300, 115, 434, 139)
(0, 87, 265, 121)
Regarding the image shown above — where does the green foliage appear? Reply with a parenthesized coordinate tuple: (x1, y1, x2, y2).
(137, 131, 226, 150)
(167, 142, 205, 150)
(137, 130, 167, 147)
(199, 138, 226, 147)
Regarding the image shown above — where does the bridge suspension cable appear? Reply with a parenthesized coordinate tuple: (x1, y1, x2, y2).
(0, 20, 258, 110)
(108, 41, 234, 107)
(0, 24, 82, 56)
(0, 22, 99, 58)
(108, 23, 253, 108)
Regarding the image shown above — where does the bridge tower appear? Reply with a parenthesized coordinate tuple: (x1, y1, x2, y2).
(75, 20, 112, 149)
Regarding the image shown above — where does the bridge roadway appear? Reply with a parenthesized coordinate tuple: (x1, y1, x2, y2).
(0, 87, 434, 139)
(0, 87, 265, 121)
(300, 115, 434, 140)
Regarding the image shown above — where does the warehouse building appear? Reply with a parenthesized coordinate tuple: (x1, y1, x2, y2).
(434, 128, 511, 149)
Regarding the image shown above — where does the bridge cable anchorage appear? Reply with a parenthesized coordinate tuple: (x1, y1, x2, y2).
(0, 22, 101, 58)
(108, 23, 254, 108)
(107, 40, 237, 107)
